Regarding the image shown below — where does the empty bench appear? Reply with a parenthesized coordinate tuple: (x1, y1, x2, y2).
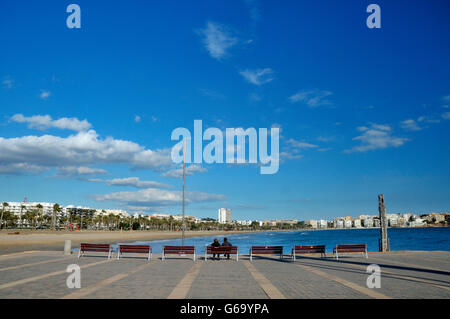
(205, 245, 239, 260)
(78, 243, 112, 259)
(292, 245, 326, 260)
(250, 246, 283, 261)
(333, 244, 368, 260)
(117, 244, 152, 260)
(162, 246, 196, 261)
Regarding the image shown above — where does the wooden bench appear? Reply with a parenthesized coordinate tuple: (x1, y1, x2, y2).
(117, 244, 152, 260)
(162, 246, 196, 261)
(249, 246, 283, 261)
(292, 245, 326, 260)
(78, 243, 112, 259)
(333, 244, 368, 260)
(205, 245, 239, 260)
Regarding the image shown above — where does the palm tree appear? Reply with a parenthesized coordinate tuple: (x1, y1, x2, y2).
(101, 210, 106, 229)
(36, 204, 43, 229)
(52, 204, 61, 230)
(20, 205, 25, 229)
(0, 202, 8, 230)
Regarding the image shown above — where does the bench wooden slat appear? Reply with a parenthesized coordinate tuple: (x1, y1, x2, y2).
(162, 246, 196, 261)
(333, 244, 367, 260)
(118, 244, 152, 260)
(250, 246, 283, 261)
(205, 246, 239, 260)
(78, 243, 112, 259)
(292, 245, 326, 260)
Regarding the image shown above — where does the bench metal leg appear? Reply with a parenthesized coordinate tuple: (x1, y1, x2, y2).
(117, 251, 120, 260)
(293, 251, 296, 261)
(78, 249, 81, 259)
(193, 252, 196, 262)
(162, 251, 165, 261)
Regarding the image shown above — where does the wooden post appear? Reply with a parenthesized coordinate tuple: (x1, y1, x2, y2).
(378, 194, 389, 252)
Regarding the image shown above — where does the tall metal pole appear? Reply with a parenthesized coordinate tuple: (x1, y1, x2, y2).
(378, 194, 389, 252)
(182, 139, 186, 246)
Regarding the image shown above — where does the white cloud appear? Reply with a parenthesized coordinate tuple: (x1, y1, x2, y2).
(400, 119, 422, 131)
(162, 164, 207, 178)
(40, 90, 51, 99)
(0, 129, 172, 174)
(57, 166, 107, 177)
(317, 136, 334, 142)
(239, 68, 274, 85)
(280, 151, 303, 161)
(245, 0, 261, 23)
(0, 163, 47, 175)
(249, 93, 261, 102)
(198, 21, 238, 60)
(94, 188, 225, 209)
(11, 114, 92, 132)
(286, 138, 319, 149)
(106, 177, 170, 189)
(199, 88, 225, 100)
(417, 116, 440, 124)
(288, 89, 333, 107)
(344, 123, 409, 153)
(134, 115, 141, 123)
(442, 112, 450, 120)
(2, 78, 14, 89)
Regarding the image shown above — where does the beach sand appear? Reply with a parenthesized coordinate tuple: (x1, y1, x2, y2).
(0, 229, 261, 255)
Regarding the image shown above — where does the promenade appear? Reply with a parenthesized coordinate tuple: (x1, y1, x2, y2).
(0, 250, 449, 299)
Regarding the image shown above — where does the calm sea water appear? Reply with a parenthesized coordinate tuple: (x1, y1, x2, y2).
(117, 227, 450, 254)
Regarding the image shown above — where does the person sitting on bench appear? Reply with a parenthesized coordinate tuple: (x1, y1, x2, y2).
(211, 238, 221, 260)
(222, 237, 232, 260)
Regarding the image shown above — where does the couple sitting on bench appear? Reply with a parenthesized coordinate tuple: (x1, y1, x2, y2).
(210, 238, 232, 260)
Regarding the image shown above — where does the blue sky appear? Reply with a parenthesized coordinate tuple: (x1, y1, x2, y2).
(0, 0, 449, 220)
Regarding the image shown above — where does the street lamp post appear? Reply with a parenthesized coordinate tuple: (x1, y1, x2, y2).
(182, 139, 186, 246)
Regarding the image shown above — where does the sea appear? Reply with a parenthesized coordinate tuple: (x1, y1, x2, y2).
(116, 227, 450, 254)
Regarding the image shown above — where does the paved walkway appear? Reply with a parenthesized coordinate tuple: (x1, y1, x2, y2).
(0, 250, 448, 299)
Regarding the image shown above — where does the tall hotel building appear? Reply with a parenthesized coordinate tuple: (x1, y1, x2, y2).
(218, 208, 232, 224)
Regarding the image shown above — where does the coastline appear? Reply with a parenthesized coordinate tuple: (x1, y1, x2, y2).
(0, 229, 267, 255)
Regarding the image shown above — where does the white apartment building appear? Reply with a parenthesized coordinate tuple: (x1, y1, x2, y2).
(317, 219, 327, 229)
(362, 218, 374, 228)
(344, 220, 352, 228)
(235, 220, 253, 226)
(218, 208, 232, 224)
(353, 219, 362, 228)
(304, 220, 318, 229)
(334, 219, 344, 228)
(4, 202, 63, 217)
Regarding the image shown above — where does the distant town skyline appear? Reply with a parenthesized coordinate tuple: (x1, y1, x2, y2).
(1, 1, 449, 221)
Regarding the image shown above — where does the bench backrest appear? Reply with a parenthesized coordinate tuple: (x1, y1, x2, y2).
(119, 245, 151, 253)
(251, 246, 283, 254)
(294, 245, 325, 253)
(336, 244, 366, 251)
(80, 243, 110, 252)
(163, 246, 195, 254)
(206, 246, 238, 254)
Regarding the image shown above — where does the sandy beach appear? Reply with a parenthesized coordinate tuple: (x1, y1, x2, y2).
(0, 229, 263, 255)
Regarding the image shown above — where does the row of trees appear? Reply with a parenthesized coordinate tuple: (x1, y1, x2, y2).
(0, 202, 310, 231)
(0, 202, 61, 230)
